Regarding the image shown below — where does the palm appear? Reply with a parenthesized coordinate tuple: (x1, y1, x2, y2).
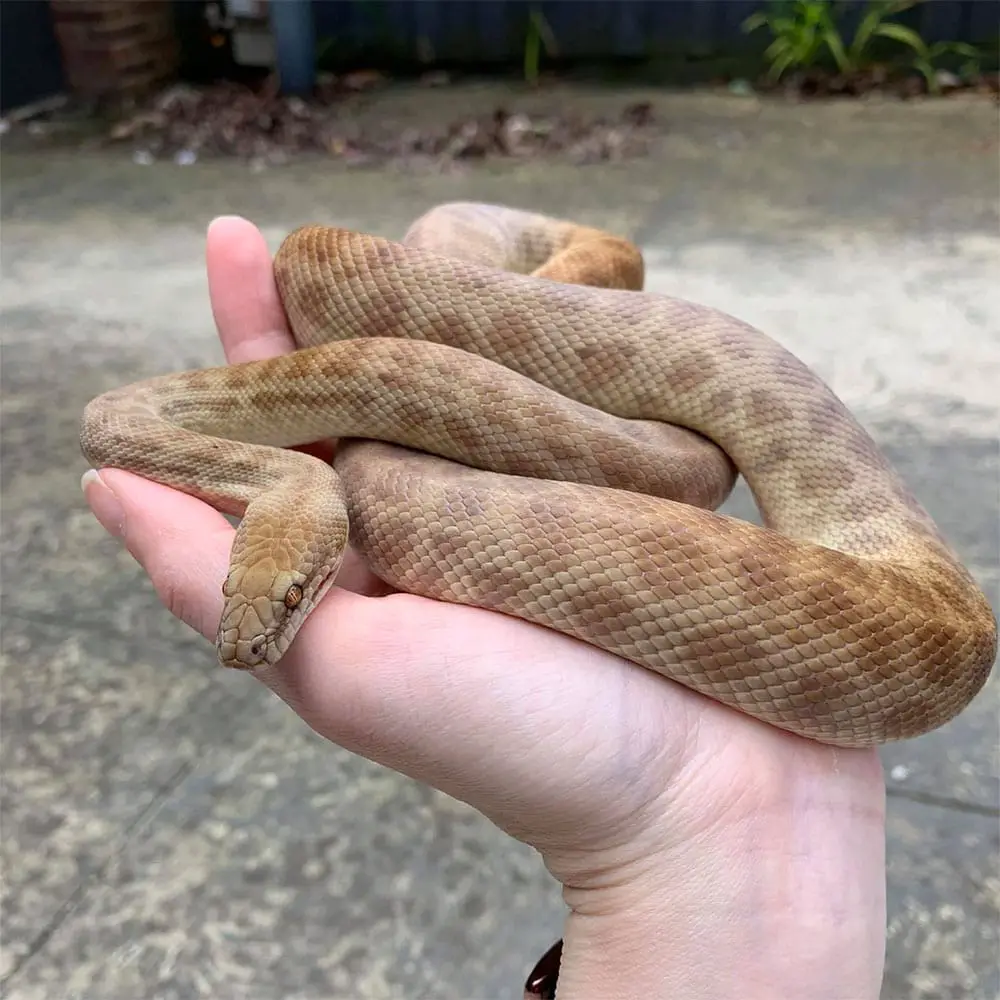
(83, 217, 886, 996)
(195, 217, 882, 856)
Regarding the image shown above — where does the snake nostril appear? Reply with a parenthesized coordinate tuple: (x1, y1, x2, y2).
(249, 635, 267, 660)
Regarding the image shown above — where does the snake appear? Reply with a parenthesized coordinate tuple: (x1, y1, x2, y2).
(80, 201, 996, 751)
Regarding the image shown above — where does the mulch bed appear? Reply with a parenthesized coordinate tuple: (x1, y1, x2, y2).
(749, 65, 999, 99)
(3, 66, 995, 168)
(92, 73, 658, 168)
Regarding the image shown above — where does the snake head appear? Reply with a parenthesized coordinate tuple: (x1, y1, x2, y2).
(216, 480, 349, 671)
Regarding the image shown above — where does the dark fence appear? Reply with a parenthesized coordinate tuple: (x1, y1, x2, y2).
(311, 0, 999, 66)
(4, 1, 997, 115)
(1, 0, 65, 113)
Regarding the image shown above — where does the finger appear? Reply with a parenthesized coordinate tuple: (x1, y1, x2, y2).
(84, 466, 385, 602)
(81, 462, 570, 726)
(206, 216, 295, 364)
(83, 468, 230, 641)
(206, 214, 341, 476)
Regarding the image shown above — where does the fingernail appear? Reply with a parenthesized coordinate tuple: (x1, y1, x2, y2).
(81, 468, 126, 540)
(207, 214, 248, 234)
(524, 939, 562, 998)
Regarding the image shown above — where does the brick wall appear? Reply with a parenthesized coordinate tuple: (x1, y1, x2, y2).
(49, 0, 180, 103)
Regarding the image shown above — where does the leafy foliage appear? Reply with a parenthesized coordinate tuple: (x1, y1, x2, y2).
(742, 1, 984, 91)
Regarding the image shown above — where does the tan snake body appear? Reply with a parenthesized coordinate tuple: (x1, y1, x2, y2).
(80, 202, 996, 748)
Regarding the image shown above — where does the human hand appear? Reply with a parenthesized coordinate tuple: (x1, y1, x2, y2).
(82, 216, 887, 999)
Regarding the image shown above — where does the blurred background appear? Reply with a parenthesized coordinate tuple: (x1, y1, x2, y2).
(2, 1, 998, 998)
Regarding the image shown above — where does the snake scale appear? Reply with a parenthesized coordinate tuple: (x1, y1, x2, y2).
(80, 202, 996, 748)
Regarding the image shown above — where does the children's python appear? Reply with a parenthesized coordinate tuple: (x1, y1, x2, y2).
(80, 202, 996, 749)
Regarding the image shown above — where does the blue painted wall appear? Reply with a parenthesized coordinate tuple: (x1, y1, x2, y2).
(310, 1, 999, 65)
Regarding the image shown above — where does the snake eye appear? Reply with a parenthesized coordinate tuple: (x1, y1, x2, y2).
(284, 584, 303, 609)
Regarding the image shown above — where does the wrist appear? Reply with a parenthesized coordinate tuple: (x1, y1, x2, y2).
(537, 749, 886, 1000)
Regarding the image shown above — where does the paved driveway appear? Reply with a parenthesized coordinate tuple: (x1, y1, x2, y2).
(2, 88, 997, 999)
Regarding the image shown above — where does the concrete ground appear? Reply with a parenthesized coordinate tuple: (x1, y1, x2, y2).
(1, 86, 997, 999)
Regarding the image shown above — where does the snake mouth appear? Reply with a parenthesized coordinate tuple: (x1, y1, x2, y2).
(215, 615, 287, 672)
(217, 631, 272, 671)
(221, 560, 345, 671)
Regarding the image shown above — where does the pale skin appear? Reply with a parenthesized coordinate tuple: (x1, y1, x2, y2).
(83, 216, 887, 999)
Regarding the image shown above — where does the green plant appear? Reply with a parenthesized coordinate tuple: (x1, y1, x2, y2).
(893, 35, 982, 92)
(523, 7, 558, 85)
(742, 0, 847, 80)
(742, 0, 983, 90)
